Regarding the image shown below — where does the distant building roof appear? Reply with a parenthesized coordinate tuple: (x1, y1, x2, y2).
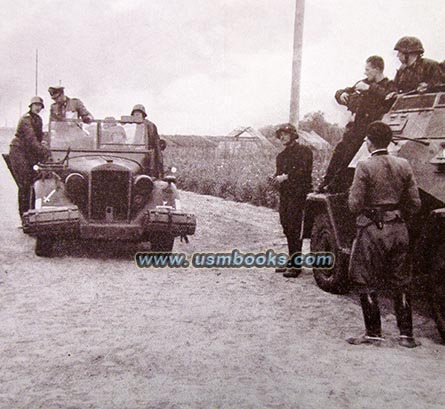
(298, 130, 331, 151)
(224, 126, 274, 147)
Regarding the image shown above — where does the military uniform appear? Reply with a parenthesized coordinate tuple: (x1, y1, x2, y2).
(9, 111, 50, 218)
(348, 148, 421, 342)
(131, 105, 164, 179)
(393, 58, 442, 94)
(143, 119, 164, 178)
(50, 96, 93, 123)
(322, 77, 392, 191)
(276, 141, 313, 259)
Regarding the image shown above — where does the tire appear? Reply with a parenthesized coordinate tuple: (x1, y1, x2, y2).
(35, 236, 55, 257)
(430, 243, 445, 342)
(150, 233, 175, 253)
(310, 213, 349, 294)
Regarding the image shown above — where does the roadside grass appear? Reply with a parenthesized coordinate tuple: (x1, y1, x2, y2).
(164, 145, 331, 209)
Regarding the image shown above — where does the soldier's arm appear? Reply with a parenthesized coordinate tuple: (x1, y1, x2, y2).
(305, 148, 313, 192)
(424, 60, 442, 89)
(335, 87, 354, 105)
(49, 104, 57, 121)
(20, 117, 50, 161)
(348, 162, 367, 214)
(75, 99, 94, 124)
(401, 164, 421, 216)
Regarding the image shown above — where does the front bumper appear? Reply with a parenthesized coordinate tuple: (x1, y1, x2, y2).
(23, 205, 196, 240)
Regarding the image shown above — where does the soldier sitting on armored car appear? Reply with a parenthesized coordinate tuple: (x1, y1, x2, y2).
(389, 36, 442, 95)
(319, 56, 392, 192)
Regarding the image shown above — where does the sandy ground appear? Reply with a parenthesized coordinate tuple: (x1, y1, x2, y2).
(0, 157, 444, 409)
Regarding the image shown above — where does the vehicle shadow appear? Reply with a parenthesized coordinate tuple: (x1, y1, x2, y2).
(51, 239, 152, 260)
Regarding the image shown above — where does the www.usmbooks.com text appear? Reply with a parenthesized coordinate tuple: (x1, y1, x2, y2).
(135, 249, 334, 269)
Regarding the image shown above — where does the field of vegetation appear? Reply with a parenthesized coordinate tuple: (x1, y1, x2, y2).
(163, 144, 332, 209)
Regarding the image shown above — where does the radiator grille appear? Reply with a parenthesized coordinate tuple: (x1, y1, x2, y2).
(90, 169, 129, 220)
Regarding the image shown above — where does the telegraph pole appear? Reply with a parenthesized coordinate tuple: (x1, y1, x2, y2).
(289, 0, 305, 127)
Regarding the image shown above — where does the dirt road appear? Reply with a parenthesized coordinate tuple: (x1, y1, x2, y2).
(0, 158, 444, 409)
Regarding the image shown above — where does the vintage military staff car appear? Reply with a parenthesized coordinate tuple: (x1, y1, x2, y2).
(13, 116, 196, 257)
(302, 88, 445, 341)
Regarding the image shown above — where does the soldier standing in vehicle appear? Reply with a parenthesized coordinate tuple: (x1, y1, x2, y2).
(347, 121, 421, 348)
(9, 96, 50, 221)
(131, 104, 164, 178)
(48, 86, 93, 123)
(319, 56, 392, 192)
(273, 123, 313, 278)
(390, 36, 442, 95)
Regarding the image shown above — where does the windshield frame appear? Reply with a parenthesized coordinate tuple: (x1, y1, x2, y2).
(48, 118, 152, 153)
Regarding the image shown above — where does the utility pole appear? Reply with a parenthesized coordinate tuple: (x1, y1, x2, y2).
(289, 0, 305, 127)
(35, 49, 38, 95)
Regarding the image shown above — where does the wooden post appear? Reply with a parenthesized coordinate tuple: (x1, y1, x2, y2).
(289, 0, 305, 127)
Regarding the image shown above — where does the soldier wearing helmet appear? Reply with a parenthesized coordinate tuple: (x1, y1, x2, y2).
(272, 123, 313, 278)
(347, 121, 421, 348)
(391, 36, 442, 94)
(48, 86, 93, 124)
(131, 104, 164, 178)
(8, 96, 50, 220)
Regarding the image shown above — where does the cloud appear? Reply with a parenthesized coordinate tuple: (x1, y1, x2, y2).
(0, 0, 444, 133)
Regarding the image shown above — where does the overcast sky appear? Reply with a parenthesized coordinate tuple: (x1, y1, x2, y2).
(1, 0, 444, 134)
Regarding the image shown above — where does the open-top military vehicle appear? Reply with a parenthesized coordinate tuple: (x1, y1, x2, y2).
(302, 88, 445, 341)
(7, 116, 196, 257)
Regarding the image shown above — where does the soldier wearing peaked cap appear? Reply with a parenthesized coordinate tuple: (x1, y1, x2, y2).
(9, 96, 50, 220)
(346, 121, 421, 348)
(48, 86, 93, 124)
(272, 123, 313, 278)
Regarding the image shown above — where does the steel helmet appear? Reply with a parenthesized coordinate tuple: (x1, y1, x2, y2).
(275, 123, 299, 139)
(394, 36, 424, 54)
(131, 104, 147, 118)
(29, 96, 44, 109)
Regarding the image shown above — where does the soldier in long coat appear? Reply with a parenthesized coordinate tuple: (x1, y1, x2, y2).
(9, 96, 50, 220)
(347, 121, 421, 348)
(131, 104, 164, 178)
(273, 123, 313, 278)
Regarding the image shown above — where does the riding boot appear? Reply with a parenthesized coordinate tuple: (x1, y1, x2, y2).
(283, 236, 302, 277)
(360, 292, 382, 337)
(393, 291, 421, 347)
(393, 291, 413, 337)
(346, 292, 383, 345)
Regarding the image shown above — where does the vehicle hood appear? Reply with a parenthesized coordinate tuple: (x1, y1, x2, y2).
(66, 155, 142, 175)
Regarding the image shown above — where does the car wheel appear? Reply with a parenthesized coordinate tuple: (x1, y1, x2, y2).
(430, 243, 445, 342)
(150, 233, 175, 253)
(35, 236, 55, 257)
(311, 213, 349, 294)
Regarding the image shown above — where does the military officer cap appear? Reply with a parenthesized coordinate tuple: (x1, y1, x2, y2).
(48, 86, 65, 97)
(131, 104, 147, 118)
(394, 36, 424, 55)
(366, 121, 392, 148)
(275, 123, 299, 139)
(29, 96, 44, 109)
